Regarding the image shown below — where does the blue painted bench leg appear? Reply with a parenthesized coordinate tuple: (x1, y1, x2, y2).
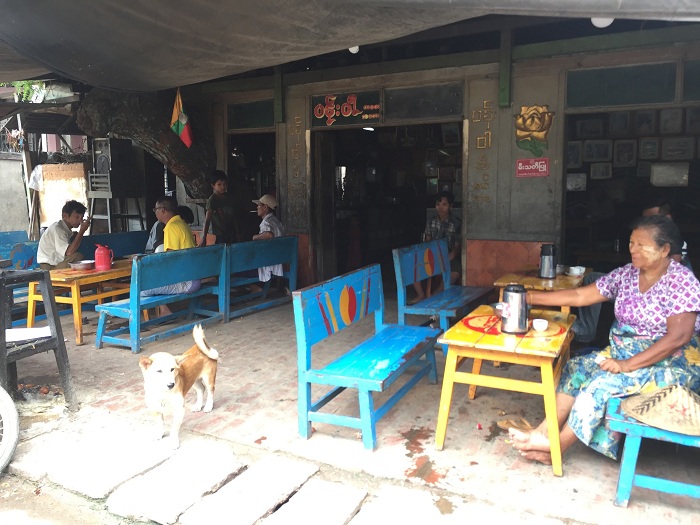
(439, 315, 450, 357)
(359, 389, 377, 450)
(129, 312, 141, 354)
(614, 434, 642, 508)
(427, 350, 438, 384)
(299, 381, 312, 439)
(95, 312, 107, 349)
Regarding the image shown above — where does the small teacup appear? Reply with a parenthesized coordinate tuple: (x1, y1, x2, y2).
(532, 318, 548, 332)
(568, 266, 585, 276)
(556, 264, 566, 275)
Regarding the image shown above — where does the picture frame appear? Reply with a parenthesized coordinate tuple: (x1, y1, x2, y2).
(441, 123, 460, 147)
(659, 108, 683, 135)
(566, 141, 582, 169)
(575, 119, 604, 139)
(661, 137, 695, 160)
(651, 163, 689, 187)
(609, 111, 630, 137)
(613, 140, 637, 168)
(583, 140, 613, 162)
(638, 137, 659, 160)
(566, 172, 587, 192)
(426, 177, 438, 195)
(590, 162, 612, 180)
(635, 110, 656, 135)
(686, 107, 700, 134)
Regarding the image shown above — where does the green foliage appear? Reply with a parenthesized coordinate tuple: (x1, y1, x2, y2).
(0, 80, 45, 101)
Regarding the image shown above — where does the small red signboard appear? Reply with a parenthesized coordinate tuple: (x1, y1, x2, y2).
(516, 158, 549, 178)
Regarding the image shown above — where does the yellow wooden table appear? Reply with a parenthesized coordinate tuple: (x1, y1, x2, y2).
(434, 304, 575, 476)
(494, 268, 589, 315)
(27, 259, 132, 345)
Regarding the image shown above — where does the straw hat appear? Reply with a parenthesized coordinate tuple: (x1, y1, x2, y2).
(621, 384, 700, 436)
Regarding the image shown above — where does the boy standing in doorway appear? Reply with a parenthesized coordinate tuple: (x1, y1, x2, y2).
(199, 170, 238, 246)
(411, 190, 461, 303)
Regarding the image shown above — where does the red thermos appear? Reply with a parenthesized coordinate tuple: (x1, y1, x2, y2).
(94, 244, 113, 271)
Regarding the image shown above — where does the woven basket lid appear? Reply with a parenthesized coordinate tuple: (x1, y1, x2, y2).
(621, 385, 700, 436)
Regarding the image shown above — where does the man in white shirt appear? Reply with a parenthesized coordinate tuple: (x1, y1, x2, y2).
(251, 194, 285, 289)
(37, 200, 90, 270)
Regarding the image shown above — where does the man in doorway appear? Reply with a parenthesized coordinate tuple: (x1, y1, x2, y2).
(141, 196, 200, 316)
(37, 200, 90, 270)
(411, 190, 461, 304)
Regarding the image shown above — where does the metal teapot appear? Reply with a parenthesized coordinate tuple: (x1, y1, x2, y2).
(500, 284, 528, 334)
(94, 244, 114, 271)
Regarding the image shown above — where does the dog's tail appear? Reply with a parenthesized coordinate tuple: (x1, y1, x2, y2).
(193, 324, 219, 360)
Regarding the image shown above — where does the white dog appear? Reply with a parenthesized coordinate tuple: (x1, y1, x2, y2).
(139, 324, 218, 448)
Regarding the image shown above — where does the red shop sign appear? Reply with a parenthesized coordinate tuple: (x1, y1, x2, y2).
(516, 158, 549, 178)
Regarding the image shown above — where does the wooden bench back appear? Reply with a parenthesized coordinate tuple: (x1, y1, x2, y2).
(0, 231, 29, 244)
(228, 235, 298, 284)
(0, 241, 39, 270)
(78, 230, 150, 259)
(293, 264, 384, 350)
(392, 238, 451, 289)
(130, 244, 226, 301)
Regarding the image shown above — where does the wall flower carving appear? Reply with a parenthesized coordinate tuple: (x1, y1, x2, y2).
(514, 105, 554, 157)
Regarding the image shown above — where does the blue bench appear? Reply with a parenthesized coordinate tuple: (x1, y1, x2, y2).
(0, 230, 29, 244)
(94, 244, 227, 353)
(0, 241, 42, 326)
(293, 263, 442, 450)
(77, 230, 149, 259)
(393, 239, 493, 355)
(223, 236, 298, 320)
(605, 397, 700, 507)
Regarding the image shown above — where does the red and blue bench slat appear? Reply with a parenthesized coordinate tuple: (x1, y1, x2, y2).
(393, 238, 492, 355)
(94, 244, 227, 353)
(293, 263, 441, 450)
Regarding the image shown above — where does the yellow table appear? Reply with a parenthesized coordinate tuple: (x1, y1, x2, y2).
(27, 259, 132, 345)
(435, 304, 575, 476)
(494, 268, 589, 315)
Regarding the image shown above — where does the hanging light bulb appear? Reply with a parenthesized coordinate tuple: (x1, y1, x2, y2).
(348, 46, 360, 54)
(591, 17, 614, 28)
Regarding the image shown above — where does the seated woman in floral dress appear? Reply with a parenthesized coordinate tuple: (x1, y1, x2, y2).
(510, 215, 700, 464)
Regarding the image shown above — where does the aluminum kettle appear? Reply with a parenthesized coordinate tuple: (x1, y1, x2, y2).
(501, 284, 528, 334)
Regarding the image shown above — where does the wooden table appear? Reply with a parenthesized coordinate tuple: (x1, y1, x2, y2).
(26, 259, 132, 345)
(434, 304, 575, 476)
(494, 268, 589, 314)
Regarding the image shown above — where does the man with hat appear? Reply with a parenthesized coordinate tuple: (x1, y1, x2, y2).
(251, 194, 285, 289)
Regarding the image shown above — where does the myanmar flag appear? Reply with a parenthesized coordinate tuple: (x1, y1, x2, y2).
(171, 88, 193, 148)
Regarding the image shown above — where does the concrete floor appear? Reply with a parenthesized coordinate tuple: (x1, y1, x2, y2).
(3, 295, 700, 524)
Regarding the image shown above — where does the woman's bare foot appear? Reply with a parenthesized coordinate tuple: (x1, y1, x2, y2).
(519, 450, 552, 465)
(508, 427, 551, 452)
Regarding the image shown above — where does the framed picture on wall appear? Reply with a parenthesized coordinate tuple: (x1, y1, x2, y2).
(576, 119, 604, 139)
(566, 172, 587, 191)
(635, 110, 656, 135)
(638, 137, 659, 160)
(636, 162, 652, 178)
(661, 137, 695, 160)
(686, 107, 700, 134)
(441, 123, 460, 147)
(583, 140, 613, 162)
(659, 108, 683, 134)
(566, 141, 582, 169)
(609, 111, 631, 137)
(613, 140, 637, 167)
(590, 162, 612, 180)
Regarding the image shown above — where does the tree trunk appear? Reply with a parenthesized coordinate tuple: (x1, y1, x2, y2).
(76, 88, 215, 199)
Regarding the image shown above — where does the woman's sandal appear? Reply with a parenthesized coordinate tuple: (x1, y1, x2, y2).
(496, 417, 533, 432)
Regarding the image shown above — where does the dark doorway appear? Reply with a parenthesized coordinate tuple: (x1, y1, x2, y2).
(313, 123, 462, 284)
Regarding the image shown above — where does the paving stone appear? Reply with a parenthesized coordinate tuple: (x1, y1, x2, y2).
(259, 478, 366, 525)
(106, 439, 243, 524)
(179, 456, 318, 525)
